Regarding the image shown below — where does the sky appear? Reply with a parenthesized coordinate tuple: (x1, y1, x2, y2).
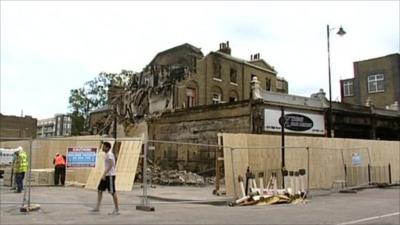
(1, 1, 399, 120)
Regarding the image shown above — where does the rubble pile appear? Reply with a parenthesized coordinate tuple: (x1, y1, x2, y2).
(151, 170, 205, 186)
(136, 164, 217, 186)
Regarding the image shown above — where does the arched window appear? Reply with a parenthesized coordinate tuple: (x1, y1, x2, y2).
(211, 86, 223, 104)
(228, 90, 239, 102)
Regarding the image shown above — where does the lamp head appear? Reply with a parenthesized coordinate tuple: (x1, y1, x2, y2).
(337, 26, 346, 36)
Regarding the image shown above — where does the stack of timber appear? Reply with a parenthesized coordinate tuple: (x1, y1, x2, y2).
(229, 170, 307, 207)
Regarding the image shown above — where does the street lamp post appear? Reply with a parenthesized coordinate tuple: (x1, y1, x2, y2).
(326, 24, 346, 137)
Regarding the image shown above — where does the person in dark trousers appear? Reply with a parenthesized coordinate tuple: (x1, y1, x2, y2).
(14, 147, 28, 193)
(90, 142, 119, 215)
(53, 153, 66, 186)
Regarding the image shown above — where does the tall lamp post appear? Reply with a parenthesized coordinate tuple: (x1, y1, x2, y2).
(327, 24, 346, 137)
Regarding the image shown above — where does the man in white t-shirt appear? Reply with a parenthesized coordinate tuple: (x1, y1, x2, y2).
(91, 142, 119, 215)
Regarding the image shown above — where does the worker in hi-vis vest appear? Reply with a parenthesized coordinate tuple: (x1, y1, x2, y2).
(53, 153, 66, 186)
(14, 146, 28, 193)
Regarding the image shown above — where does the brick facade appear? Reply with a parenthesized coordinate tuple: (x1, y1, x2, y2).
(0, 114, 37, 139)
(341, 53, 400, 109)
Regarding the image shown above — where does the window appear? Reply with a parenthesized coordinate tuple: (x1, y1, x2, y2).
(212, 93, 222, 104)
(213, 63, 221, 79)
(186, 88, 196, 107)
(368, 74, 384, 93)
(228, 90, 239, 103)
(230, 68, 237, 83)
(266, 78, 271, 91)
(154, 73, 159, 86)
(343, 80, 354, 96)
(192, 56, 197, 73)
(211, 86, 223, 104)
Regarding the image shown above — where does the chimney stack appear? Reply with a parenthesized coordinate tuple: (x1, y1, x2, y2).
(252, 53, 260, 60)
(218, 41, 231, 55)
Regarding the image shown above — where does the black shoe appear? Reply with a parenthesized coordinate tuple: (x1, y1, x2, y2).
(13, 190, 22, 193)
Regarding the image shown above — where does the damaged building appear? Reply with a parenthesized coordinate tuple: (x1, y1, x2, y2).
(90, 41, 288, 135)
(90, 42, 399, 172)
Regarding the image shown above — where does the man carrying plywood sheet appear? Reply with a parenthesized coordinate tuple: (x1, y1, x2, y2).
(90, 142, 120, 215)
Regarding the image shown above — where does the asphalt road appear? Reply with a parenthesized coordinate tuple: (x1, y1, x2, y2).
(1, 182, 399, 225)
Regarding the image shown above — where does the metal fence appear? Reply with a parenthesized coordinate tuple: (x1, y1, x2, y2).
(227, 145, 395, 198)
(0, 136, 396, 212)
(0, 136, 224, 212)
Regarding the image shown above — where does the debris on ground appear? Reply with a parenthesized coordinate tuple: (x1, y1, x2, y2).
(136, 163, 218, 186)
(229, 169, 309, 207)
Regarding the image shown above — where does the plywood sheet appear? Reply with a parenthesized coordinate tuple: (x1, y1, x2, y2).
(115, 139, 143, 191)
(222, 133, 249, 198)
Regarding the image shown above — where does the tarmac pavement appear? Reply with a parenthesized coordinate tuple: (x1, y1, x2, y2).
(1, 179, 399, 225)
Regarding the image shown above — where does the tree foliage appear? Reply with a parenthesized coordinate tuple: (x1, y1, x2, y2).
(68, 70, 133, 134)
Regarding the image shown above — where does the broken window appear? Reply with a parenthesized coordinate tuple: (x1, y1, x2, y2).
(154, 73, 159, 87)
(213, 63, 222, 79)
(230, 68, 237, 83)
(186, 88, 196, 107)
(192, 56, 197, 73)
(228, 90, 239, 102)
(266, 78, 271, 91)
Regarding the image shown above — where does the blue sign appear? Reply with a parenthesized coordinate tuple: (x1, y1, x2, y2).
(67, 147, 97, 168)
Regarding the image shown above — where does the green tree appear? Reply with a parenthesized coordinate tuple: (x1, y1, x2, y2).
(68, 70, 133, 134)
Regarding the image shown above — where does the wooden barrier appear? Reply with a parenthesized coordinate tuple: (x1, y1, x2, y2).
(1, 136, 101, 186)
(1, 136, 144, 190)
(221, 133, 400, 197)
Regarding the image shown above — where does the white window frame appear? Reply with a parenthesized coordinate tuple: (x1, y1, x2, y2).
(368, 74, 384, 93)
(343, 80, 354, 97)
(212, 93, 222, 104)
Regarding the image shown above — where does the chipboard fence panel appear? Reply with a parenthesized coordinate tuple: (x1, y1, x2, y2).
(114, 140, 142, 191)
(221, 133, 400, 197)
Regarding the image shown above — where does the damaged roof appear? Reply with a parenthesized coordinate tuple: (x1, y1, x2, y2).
(148, 43, 204, 66)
